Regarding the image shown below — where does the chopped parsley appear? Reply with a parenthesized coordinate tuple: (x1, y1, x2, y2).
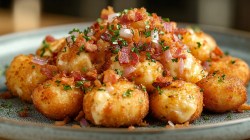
(63, 85, 72, 91)
(120, 39, 128, 46)
(146, 52, 156, 62)
(203, 115, 210, 120)
(112, 48, 120, 54)
(171, 58, 178, 62)
(145, 21, 150, 29)
(177, 34, 183, 40)
(173, 77, 178, 80)
(131, 47, 139, 54)
(144, 30, 151, 38)
(69, 28, 81, 34)
(75, 80, 85, 87)
(40, 40, 51, 57)
(159, 40, 165, 46)
(32, 65, 35, 69)
(200, 88, 204, 92)
(218, 74, 226, 82)
(84, 27, 91, 36)
(123, 89, 133, 97)
(162, 46, 169, 51)
(197, 42, 202, 48)
(230, 60, 236, 64)
(114, 69, 123, 76)
(77, 45, 85, 55)
(83, 35, 91, 41)
(212, 70, 219, 76)
(71, 35, 77, 43)
(97, 18, 102, 24)
(187, 49, 191, 53)
(55, 80, 61, 86)
(114, 55, 119, 62)
(224, 51, 229, 56)
(141, 85, 147, 92)
(162, 18, 170, 22)
(98, 88, 106, 91)
(226, 114, 232, 120)
(156, 86, 163, 95)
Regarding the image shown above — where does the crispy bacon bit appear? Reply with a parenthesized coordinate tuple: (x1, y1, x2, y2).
(120, 15, 130, 24)
(100, 33, 111, 42)
(85, 42, 97, 52)
(135, 12, 143, 21)
(152, 77, 172, 88)
(45, 35, 55, 42)
(235, 103, 250, 112)
(70, 71, 85, 81)
(173, 48, 186, 59)
(40, 65, 59, 79)
(54, 117, 70, 126)
(0, 91, 13, 99)
(130, 53, 139, 65)
(83, 81, 91, 87)
(152, 81, 171, 88)
(103, 70, 118, 84)
(61, 77, 74, 85)
(86, 69, 98, 80)
(94, 80, 102, 87)
(74, 111, 85, 121)
(118, 47, 130, 64)
(166, 122, 190, 128)
(202, 61, 211, 71)
(72, 125, 81, 128)
(213, 46, 224, 56)
(128, 126, 135, 130)
(18, 106, 29, 117)
(101, 6, 114, 19)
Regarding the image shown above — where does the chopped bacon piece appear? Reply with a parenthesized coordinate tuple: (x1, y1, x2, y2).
(40, 65, 59, 79)
(100, 33, 111, 42)
(152, 81, 171, 88)
(173, 47, 186, 59)
(103, 70, 118, 84)
(213, 46, 224, 56)
(85, 69, 97, 80)
(118, 47, 130, 64)
(45, 35, 55, 42)
(120, 15, 130, 24)
(0, 91, 13, 99)
(61, 77, 74, 85)
(83, 81, 92, 87)
(94, 80, 102, 87)
(135, 12, 143, 21)
(130, 52, 139, 65)
(100, 6, 114, 19)
(18, 106, 29, 117)
(54, 117, 70, 126)
(70, 71, 85, 81)
(152, 76, 173, 88)
(85, 42, 97, 52)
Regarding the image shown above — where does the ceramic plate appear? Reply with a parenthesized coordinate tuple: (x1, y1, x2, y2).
(1, 23, 250, 140)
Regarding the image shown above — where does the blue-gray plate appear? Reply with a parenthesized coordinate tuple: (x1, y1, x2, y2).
(0, 23, 250, 140)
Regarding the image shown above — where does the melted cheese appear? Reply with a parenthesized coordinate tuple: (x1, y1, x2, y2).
(91, 90, 111, 125)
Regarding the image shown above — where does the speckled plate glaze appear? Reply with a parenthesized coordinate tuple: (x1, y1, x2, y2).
(1, 23, 250, 140)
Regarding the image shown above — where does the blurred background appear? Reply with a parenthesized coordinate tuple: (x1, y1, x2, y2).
(0, 0, 250, 35)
